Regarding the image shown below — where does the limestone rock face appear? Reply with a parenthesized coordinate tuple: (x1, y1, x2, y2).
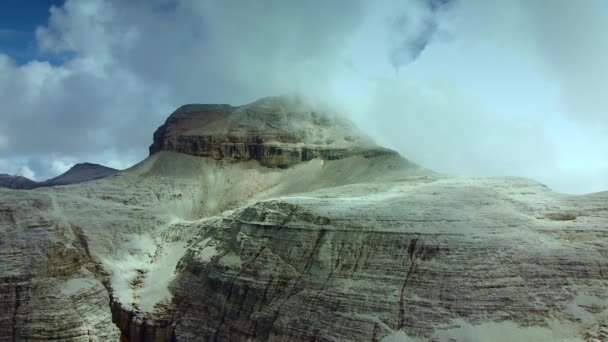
(171, 179, 608, 341)
(149, 96, 396, 168)
(1, 96, 608, 341)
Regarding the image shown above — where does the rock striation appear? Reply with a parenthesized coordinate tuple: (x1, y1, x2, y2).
(1, 95, 608, 341)
(149, 96, 395, 168)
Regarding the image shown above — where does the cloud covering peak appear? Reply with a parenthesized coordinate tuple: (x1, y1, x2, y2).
(1, 0, 608, 194)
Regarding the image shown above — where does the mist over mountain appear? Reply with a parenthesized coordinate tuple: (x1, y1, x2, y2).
(2, 1, 608, 341)
(2, 0, 608, 194)
(1, 96, 607, 341)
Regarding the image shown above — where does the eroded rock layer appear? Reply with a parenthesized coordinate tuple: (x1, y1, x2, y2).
(1, 96, 607, 341)
(168, 179, 608, 341)
(149, 96, 394, 168)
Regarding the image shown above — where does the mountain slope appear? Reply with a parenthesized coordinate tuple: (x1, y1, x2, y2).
(0, 96, 606, 342)
(38, 163, 118, 187)
(0, 174, 38, 189)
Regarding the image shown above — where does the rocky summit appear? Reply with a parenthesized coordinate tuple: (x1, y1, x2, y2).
(149, 96, 394, 168)
(1, 95, 607, 342)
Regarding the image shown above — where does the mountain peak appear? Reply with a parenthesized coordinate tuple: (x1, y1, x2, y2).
(42, 163, 118, 186)
(150, 95, 395, 168)
(0, 174, 37, 190)
(0, 163, 118, 190)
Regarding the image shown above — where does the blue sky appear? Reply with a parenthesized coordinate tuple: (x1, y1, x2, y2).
(0, 0, 63, 63)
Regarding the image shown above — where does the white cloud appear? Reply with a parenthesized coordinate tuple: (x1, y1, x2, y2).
(18, 166, 37, 180)
(50, 156, 76, 175)
(0, 158, 38, 180)
(1, 0, 608, 194)
(524, 0, 608, 124)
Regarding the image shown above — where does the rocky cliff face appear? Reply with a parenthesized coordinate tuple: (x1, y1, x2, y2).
(149, 96, 395, 168)
(1, 96, 608, 341)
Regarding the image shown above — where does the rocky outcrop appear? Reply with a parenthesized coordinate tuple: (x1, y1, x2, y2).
(149, 96, 396, 168)
(1, 96, 607, 341)
(0, 190, 120, 340)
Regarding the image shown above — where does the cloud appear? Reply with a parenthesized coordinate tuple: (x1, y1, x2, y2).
(0, 157, 37, 180)
(361, 78, 557, 177)
(50, 156, 76, 175)
(1, 0, 368, 180)
(524, 0, 608, 125)
(0, 133, 8, 151)
(1, 0, 608, 194)
(18, 165, 37, 180)
(387, 0, 455, 71)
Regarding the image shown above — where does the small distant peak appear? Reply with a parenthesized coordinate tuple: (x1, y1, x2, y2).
(0, 173, 38, 190)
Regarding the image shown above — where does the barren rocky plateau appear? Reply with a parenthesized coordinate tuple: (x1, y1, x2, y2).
(1, 96, 607, 341)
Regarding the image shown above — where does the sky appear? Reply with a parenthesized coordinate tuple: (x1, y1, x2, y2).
(0, 0, 607, 194)
(0, 0, 63, 64)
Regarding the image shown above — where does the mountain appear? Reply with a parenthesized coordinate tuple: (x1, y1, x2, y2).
(37, 163, 118, 187)
(0, 163, 118, 190)
(149, 96, 394, 168)
(0, 95, 607, 341)
(0, 174, 37, 189)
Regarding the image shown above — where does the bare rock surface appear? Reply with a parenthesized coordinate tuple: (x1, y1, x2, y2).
(149, 96, 396, 168)
(1, 96, 607, 341)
